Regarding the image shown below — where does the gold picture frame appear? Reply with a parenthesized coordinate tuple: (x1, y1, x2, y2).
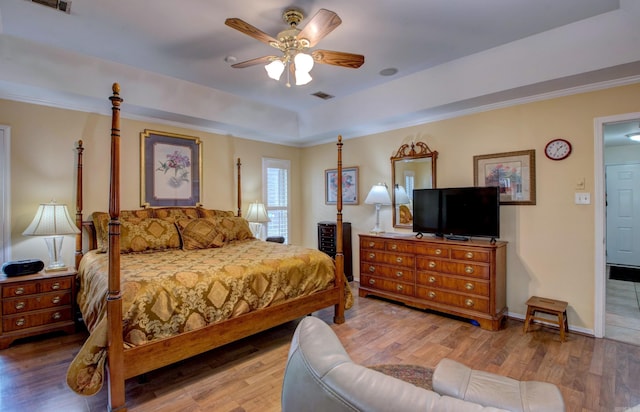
(474, 150, 536, 205)
(140, 129, 203, 207)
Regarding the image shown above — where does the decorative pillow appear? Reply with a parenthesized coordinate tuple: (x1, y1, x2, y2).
(120, 218, 180, 253)
(197, 207, 235, 218)
(175, 218, 226, 250)
(91, 209, 155, 252)
(213, 216, 254, 242)
(153, 207, 199, 222)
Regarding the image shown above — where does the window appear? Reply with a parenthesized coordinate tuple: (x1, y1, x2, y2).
(262, 158, 290, 243)
(404, 171, 415, 202)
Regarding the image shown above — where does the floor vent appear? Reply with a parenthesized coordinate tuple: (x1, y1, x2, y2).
(311, 91, 334, 100)
(31, 0, 71, 14)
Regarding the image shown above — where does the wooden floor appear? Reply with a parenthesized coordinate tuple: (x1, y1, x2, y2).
(1, 283, 640, 412)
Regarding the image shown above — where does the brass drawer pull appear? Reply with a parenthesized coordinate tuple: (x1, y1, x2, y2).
(52, 296, 61, 304)
(465, 299, 475, 307)
(368, 266, 376, 273)
(51, 282, 61, 290)
(397, 284, 404, 292)
(428, 276, 436, 283)
(428, 291, 436, 298)
(428, 261, 436, 269)
(369, 253, 376, 259)
(16, 318, 25, 327)
(396, 271, 403, 278)
(368, 241, 375, 247)
(391, 244, 398, 250)
(396, 257, 403, 263)
(52, 312, 62, 320)
(465, 266, 474, 274)
(15, 301, 26, 310)
(369, 279, 376, 285)
(465, 282, 474, 290)
(14, 287, 25, 295)
(435, 249, 442, 255)
(465, 252, 474, 259)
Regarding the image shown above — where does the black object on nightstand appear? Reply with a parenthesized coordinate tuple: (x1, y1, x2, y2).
(266, 236, 285, 243)
(317, 221, 352, 281)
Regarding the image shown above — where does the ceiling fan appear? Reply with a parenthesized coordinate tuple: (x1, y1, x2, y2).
(225, 8, 365, 86)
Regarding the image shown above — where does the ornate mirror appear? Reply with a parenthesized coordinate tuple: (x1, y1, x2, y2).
(391, 141, 438, 229)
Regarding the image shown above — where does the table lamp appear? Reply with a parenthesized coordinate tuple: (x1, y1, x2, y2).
(364, 183, 391, 234)
(22, 201, 80, 271)
(245, 201, 270, 240)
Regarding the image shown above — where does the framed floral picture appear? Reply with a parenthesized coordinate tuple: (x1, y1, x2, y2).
(140, 129, 202, 207)
(473, 150, 536, 205)
(325, 166, 359, 205)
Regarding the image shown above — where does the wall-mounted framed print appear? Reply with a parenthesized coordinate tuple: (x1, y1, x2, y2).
(140, 129, 202, 207)
(325, 166, 359, 205)
(474, 150, 536, 205)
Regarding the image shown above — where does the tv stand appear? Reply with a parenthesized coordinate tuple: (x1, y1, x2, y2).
(359, 234, 507, 330)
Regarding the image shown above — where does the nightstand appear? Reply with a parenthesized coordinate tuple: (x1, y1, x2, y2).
(0, 268, 76, 349)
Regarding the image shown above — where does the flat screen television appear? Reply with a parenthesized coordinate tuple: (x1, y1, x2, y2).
(413, 186, 500, 240)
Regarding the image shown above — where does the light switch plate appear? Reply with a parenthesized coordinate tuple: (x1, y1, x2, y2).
(575, 192, 591, 204)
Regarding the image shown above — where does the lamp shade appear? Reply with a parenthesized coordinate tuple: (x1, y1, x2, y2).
(365, 183, 391, 205)
(22, 202, 80, 236)
(394, 184, 411, 205)
(265, 59, 285, 80)
(245, 202, 270, 223)
(294, 52, 314, 73)
(627, 132, 640, 142)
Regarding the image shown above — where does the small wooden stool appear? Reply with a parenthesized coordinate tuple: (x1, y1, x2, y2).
(523, 296, 569, 342)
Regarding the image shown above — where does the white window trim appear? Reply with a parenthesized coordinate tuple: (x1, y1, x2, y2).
(262, 157, 290, 242)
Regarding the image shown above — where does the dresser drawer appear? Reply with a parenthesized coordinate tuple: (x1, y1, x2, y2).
(361, 263, 415, 282)
(2, 291, 72, 315)
(319, 226, 335, 237)
(361, 275, 414, 297)
(416, 273, 489, 297)
(415, 287, 490, 313)
(361, 250, 414, 268)
(416, 258, 489, 279)
(451, 248, 490, 263)
(385, 241, 415, 254)
(360, 237, 385, 250)
(415, 243, 450, 258)
(2, 306, 73, 332)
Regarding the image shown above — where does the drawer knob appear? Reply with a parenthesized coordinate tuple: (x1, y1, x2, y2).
(396, 257, 403, 263)
(428, 261, 436, 269)
(52, 296, 61, 304)
(368, 242, 375, 247)
(465, 266, 474, 274)
(16, 318, 25, 327)
(435, 249, 442, 255)
(369, 278, 376, 285)
(397, 284, 404, 292)
(428, 291, 436, 299)
(15, 301, 26, 310)
(52, 312, 62, 320)
(465, 282, 474, 290)
(428, 276, 436, 283)
(368, 266, 376, 273)
(465, 252, 474, 259)
(51, 282, 61, 290)
(14, 287, 25, 295)
(391, 244, 397, 250)
(465, 299, 475, 307)
(369, 253, 375, 259)
(396, 271, 403, 278)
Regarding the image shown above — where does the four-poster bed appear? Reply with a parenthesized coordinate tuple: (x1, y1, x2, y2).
(67, 83, 348, 411)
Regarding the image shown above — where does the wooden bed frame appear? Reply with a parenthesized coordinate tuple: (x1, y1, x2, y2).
(74, 83, 346, 411)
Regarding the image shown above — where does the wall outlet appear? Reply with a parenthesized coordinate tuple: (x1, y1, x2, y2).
(575, 192, 591, 204)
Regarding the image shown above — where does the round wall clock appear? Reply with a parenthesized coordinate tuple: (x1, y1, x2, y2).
(544, 138, 572, 160)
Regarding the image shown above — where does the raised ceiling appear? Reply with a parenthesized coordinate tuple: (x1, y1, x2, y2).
(1, 0, 639, 146)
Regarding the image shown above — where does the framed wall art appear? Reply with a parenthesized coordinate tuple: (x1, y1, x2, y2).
(325, 166, 359, 205)
(473, 150, 536, 205)
(140, 129, 202, 207)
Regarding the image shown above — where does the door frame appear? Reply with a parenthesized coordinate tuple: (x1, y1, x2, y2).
(0, 125, 10, 263)
(594, 112, 640, 338)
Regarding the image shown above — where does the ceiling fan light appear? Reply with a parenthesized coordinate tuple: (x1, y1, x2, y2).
(294, 52, 314, 73)
(627, 132, 640, 142)
(295, 70, 312, 86)
(265, 59, 285, 80)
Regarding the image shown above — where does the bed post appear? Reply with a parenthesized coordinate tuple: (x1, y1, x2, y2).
(75, 140, 84, 269)
(334, 135, 345, 323)
(107, 83, 127, 412)
(237, 157, 242, 217)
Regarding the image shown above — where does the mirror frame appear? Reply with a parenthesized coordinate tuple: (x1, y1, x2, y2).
(391, 141, 438, 229)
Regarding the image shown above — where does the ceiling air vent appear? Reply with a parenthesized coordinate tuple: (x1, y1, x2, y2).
(31, 0, 71, 14)
(311, 91, 334, 100)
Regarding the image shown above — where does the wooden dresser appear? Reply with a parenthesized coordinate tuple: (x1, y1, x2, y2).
(359, 234, 507, 330)
(0, 269, 76, 349)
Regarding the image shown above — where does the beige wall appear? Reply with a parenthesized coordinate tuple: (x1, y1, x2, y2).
(3, 82, 640, 332)
(303, 83, 640, 331)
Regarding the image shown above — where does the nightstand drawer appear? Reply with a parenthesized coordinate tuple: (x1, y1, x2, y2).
(1, 276, 73, 297)
(2, 291, 72, 315)
(3, 306, 73, 332)
(2, 283, 38, 298)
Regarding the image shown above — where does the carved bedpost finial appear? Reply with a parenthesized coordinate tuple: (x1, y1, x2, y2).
(112, 82, 120, 95)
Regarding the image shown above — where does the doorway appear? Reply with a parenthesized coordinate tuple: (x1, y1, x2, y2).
(595, 114, 640, 343)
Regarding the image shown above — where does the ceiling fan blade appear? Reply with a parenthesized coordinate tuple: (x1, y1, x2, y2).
(231, 56, 277, 68)
(297, 9, 342, 47)
(311, 50, 365, 68)
(225, 18, 278, 46)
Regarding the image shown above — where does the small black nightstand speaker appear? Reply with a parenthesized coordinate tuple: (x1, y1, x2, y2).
(1, 259, 44, 277)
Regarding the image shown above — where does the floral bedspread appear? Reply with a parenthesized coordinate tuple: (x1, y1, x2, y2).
(67, 239, 352, 396)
